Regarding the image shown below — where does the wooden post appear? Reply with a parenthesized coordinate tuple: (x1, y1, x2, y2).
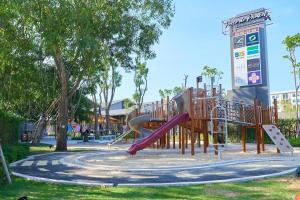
(152, 102, 155, 118)
(189, 87, 195, 155)
(197, 120, 201, 147)
(242, 126, 246, 152)
(254, 99, 261, 154)
(185, 128, 188, 149)
(166, 96, 170, 149)
(156, 101, 158, 118)
(160, 98, 165, 148)
(260, 127, 265, 151)
(204, 83, 207, 119)
(181, 126, 185, 154)
(179, 125, 182, 149)
(172, 101, 176, 149)
(240, 101, 244, 123)
(203, 121, 208, 153)
(0, 140, 12, 184)
(259, 101, 265, 152)
(212, 88, 218, 155)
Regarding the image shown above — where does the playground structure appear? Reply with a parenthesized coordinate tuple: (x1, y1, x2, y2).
(76, 78, 290, 156)
(115, 81, 293, 157)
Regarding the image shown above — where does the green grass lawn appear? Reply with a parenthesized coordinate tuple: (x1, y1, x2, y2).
(29, 143, 55, 155)
(1, 144, 299, 200)
(0, 176, 299, 200)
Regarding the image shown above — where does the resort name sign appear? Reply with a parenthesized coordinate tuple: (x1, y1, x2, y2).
(224, 8, 271, 88)
(223, 8, 271, 105)
(224, 9, 271, 29)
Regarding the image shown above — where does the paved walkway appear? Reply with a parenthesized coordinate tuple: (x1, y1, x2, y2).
(11, 144, 300, 186)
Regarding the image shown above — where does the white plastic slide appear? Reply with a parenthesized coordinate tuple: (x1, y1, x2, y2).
(108, 130, 132, 146)
(128, 114, 154, 138)
(108, 114, 155, 146)
(263, 125, 294, 154)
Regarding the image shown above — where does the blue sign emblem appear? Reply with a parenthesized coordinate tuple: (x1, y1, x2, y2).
(248, 71, 262, 85)
(246, 32, 259, 46)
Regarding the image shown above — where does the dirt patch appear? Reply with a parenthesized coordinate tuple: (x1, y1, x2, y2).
(274, 177, 300, 190)
(204, 188, 238, 198)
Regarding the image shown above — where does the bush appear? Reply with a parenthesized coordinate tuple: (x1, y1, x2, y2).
(71, 136, 82, 140)
(289, 137, 300, 147)
(0, 144, 30, 185)
(0, 110, 23, 145)
(278, 118, 297, 139)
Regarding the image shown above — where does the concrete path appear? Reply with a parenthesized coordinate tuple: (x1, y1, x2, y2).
(40, 136, 112, 146)
(11, 144, 300, 186)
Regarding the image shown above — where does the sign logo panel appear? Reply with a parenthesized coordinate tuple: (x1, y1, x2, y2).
(246, 32, 259, 46)
(232, 29, 262, 86)
(247, 58, 260, 72)
(248, 71, 262, 85)
(233, 35, 245, 48)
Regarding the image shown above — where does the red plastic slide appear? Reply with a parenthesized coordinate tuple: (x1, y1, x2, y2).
(127, 113, 190, 155)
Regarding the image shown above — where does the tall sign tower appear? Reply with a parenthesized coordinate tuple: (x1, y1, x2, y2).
(223, 8, 272, 106)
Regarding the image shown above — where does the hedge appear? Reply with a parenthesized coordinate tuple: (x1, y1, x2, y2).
(0, 110, 24, 185)
(0, 110, 23, 145)
(227, 119, 298, 145)
(0, 144, 30, 185)
(278, 118, 297, 138)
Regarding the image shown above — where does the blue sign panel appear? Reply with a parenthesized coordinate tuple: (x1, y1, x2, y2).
(246, 32, 259, 46)
(248, 71, 262, 85)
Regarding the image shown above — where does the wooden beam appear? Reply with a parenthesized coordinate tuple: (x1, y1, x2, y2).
(203, 121, 208, 153)
(166, 96, 170, 149)
(242, 126, 246, 152)
(181, 126, 185, 154)
(172, 101, 176, 149)
(260, 127, 265, 151)
(254, 99, 261, 154)
(212, 88, 218, 155)
(179, 125, 181, 149)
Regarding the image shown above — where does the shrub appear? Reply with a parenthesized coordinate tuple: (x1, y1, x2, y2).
(278, 118, 297, 139)
(289, 137, 300, 147)
(0, 110, 23, 145)
(71, 136, 82, 140)
(0, 144, 30, 185)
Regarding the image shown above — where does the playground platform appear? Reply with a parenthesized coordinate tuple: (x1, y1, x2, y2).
(10, 143, 300, 187)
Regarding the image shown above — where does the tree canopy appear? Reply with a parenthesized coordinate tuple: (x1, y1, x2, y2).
(1, 0, 174, 150)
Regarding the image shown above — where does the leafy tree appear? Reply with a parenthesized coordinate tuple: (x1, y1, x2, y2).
(281, 100, 296, 119)
(201, 65, 223, 86)
(0, 4, 59, 144)
(71, 90, 93, 124)
(99, 63, 122, 134)
(173, 86, 184, 95)
(283, 33, 300, 135)
(2, 0, 174, 150)
(133, 62, 149, 113)
(158, 89, 173, 98)
(123, 98, 135, 125)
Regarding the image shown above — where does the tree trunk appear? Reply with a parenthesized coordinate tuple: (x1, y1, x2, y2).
(105, 108, 110, 135)
(56, 81, 68, 151)
(31, 115, 47, 145)
(92, 93, 99, 138)
(54, 50, 68, 151)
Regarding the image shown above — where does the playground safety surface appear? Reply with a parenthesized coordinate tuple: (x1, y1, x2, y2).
(11, 144, 300, 186)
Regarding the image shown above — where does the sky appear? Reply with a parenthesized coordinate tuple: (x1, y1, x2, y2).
(114, 0, 300, 103)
